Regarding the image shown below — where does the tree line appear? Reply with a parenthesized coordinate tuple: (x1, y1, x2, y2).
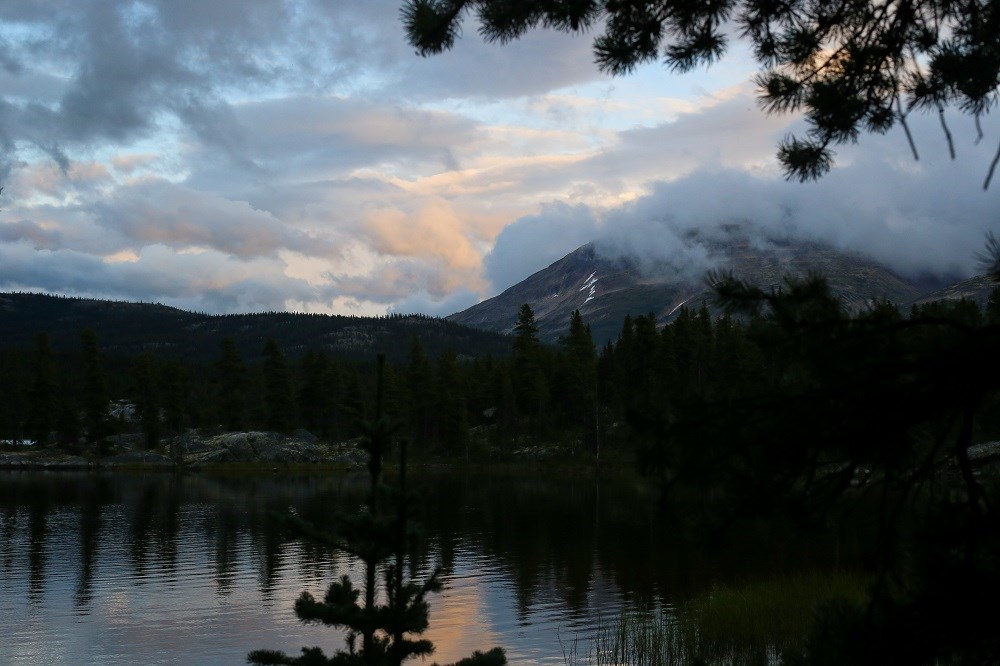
(3, 284, 998, 469)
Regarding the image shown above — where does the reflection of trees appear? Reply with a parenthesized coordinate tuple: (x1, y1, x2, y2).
(75, 476, 111, 610)
(417, 475, 604, 619)
(0, 468, 873, 644)
(416, 472, 870, 621)
(128, 483, 158, 577)
(27, 491, 49, 604)
(153, 476, 181, 574)
(120, 476, 185, 581)
(211, 501, 241, 596)
(0, 505, 17, 572)
(252, 508, 285, 600)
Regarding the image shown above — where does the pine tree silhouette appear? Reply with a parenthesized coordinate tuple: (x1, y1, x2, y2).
(248, 355, 505, 666)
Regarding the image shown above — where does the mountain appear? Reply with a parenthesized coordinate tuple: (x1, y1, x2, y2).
(448, 230, 985, 345)
(910, 274, 997, 309)
(0, 293, 511, 362)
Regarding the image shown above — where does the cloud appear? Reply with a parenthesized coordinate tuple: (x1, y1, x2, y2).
(390, 28, 604, 100)
(229, 95, 482, 177)
(329, 255, 484, 307)
(480, 109, 1000, 294)
(0, 220, 61, 249)
(110, 153, 158, 174)
(88, 180, 341, 260)
(0, 0, 608, 176)
(1, 1, 996, 319)
(0, 241, 316, 312)
(362, 199, 483, 271)
(485, 202, 600, 292)
(389, 288, 482, 317)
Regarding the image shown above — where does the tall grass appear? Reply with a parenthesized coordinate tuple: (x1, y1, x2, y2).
(564, 570, 870, 665)
(591, 608, 684, 666)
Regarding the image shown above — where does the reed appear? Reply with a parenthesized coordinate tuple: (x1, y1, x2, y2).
(589, 608, 684, 666)
(565, 570, 870, 665)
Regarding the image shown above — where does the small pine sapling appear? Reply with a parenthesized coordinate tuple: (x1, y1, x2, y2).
(248, 355, 505, 666)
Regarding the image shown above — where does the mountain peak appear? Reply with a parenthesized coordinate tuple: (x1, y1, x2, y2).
(449, 237, 979, 344)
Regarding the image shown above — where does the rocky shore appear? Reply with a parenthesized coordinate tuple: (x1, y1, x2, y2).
(0, 430, 368, 470)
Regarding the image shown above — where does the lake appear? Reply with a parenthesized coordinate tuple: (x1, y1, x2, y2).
(0, 469, 863, 665)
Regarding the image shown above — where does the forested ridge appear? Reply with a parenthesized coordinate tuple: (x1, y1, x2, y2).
(0, 292, 509, 363)
(3, 282, 998, 469)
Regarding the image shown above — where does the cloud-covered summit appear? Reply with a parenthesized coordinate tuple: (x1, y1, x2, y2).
(484, 108, 999, 296)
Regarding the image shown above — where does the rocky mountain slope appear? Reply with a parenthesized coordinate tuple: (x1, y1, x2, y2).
(449, 230, 991, 345)
(910, 274, 996, 309)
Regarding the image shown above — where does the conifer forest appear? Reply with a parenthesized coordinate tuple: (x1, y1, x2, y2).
(3, 276, 1000, 664)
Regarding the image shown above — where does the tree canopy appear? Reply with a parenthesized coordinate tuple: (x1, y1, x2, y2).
(401, 0, 1000, 188)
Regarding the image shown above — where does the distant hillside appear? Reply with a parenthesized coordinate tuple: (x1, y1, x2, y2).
(0, 293, 511, 362)
(448, 231, 980, 344)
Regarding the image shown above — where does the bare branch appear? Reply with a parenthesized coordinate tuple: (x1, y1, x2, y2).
(984, 139, 1000, 191)
(896, 97, 919, 161)
(937, 105, 955, 160)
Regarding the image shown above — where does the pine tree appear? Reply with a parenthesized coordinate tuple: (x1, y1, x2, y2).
(248, 355, 506, 666)
(435, 350, 468, 457)
(160, 361, 188, 436)
(298, 350, 331, 435)
(132, 355, 161, 451)
(322, 358, 345, 440)
(631, 312, 659, 410)
(263, 338, 296, 434)
(711, 313, 757, 400)
(215, 338, 246, 431)
(406, 336, 435, 451)
(495, 362, 518, 445)
(596, 340, 616, 447)
(26, 333, 56, 447)
(557, 310, 597, 443)
(339, 366, 366, 438)
(0, 350, 28, 443)
(612, 315, 636, 413)
(80, 329, 109, 449)
(512, 303, 539, 357)
(560, 310, 594, 363)
(986, 285, 1000, 324)
(511, 304, 547, 426)
(653, 318, 677, 404)
(54, 376, 80, 449)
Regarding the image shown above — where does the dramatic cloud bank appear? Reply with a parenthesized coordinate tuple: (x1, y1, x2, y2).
(0, 1, 997, 315)
(486, 110, 999, 293)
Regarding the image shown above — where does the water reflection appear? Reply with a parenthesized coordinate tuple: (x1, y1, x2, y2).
(0, 470, 867, 664)
(27, 492, 48, 605)
(74, 477, 107, 610)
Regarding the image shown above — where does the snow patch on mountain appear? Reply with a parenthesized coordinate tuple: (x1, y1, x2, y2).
(667, 297, 692, 317)
(580, 272, 598, 304)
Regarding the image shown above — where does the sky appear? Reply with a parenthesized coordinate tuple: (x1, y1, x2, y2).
(0, 0, 997, 317)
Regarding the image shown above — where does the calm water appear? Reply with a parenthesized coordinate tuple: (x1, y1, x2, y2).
(0, 470, 859, 665)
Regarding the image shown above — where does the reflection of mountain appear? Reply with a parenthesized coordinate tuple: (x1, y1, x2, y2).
(450, 233, 990, 344)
